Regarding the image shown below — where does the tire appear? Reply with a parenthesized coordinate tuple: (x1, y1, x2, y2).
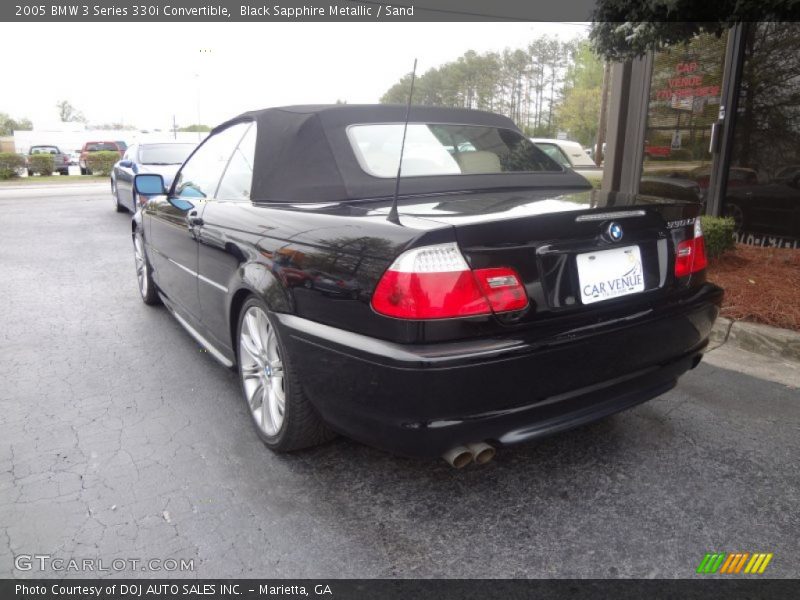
(133, 230, 160, 305)
(27, 169, 33, 177)
(80, 167, 87, 175)
(59, 170, 69, 176)
(236, 297, 334, 452)
(112, 180, 125, 213)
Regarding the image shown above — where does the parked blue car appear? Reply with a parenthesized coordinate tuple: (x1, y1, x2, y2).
(111, 142, 196, 212)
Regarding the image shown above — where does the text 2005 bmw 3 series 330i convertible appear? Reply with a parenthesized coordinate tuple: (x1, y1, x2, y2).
(131, 104, 722, 465)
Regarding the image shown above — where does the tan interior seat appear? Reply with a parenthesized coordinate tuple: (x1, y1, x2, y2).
(455, 151, 502, 174)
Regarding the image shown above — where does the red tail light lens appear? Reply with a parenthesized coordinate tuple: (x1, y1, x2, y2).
(372, 270, 491, 318)
(473, 267, 528, 313)
(371, 243, 528, 319)
(692, 235, 708, 271)
(675, 219, 708, 277)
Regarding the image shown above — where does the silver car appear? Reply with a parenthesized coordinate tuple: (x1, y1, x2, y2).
(110, 142, 196, 212)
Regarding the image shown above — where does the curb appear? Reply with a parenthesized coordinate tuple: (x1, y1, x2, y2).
(0, 182, 107, 190)
(709, 317, 800, 363)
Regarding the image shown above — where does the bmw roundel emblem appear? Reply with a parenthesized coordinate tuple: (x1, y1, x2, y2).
(606, 222, 624, 242)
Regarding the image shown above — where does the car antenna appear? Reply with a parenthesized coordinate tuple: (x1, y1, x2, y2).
(387, 58, 418, 226)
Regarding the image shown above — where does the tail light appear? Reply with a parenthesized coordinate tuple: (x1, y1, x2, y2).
(674, 218, 708, 278)
(371, 243, 528, 319)
(473, 267, 529, 313)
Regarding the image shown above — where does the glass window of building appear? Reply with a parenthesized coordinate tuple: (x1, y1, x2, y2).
(725, 23, 800, 247)
(640, 32, 728, 203)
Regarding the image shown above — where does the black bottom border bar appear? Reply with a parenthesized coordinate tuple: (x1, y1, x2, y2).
(3, 579, 799, 600)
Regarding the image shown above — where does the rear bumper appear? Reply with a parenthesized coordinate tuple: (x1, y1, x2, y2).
(277, 283, 723, 457)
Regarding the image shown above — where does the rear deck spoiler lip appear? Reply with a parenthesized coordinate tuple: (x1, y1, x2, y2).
(575, 210, 647, 222)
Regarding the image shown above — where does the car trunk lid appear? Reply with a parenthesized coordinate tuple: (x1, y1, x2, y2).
(388, 188, 704, 325)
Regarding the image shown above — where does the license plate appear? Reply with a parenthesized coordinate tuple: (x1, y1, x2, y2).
(576, 245, 645, 305)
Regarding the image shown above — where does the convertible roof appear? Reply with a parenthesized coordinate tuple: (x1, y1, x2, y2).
(212, 104, 589, 203)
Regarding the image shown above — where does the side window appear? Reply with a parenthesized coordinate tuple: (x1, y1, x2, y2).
(173, 122, 250, 199)
(216, 123, 256, 201)
(536, 143, 571, 168)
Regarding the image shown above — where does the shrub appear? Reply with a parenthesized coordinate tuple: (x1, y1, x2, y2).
(85, 151, 119, 175)
(0, 152, 25, 180)
(701, 215, 736, 258)
(29, 154, 54, 176)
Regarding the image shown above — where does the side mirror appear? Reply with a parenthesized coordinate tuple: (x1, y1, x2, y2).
(119, 160, 133, 168)
(134, 173, 166, 196)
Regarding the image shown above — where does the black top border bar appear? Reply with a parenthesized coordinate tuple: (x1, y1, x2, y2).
(4, 0, 800, 22)
(4, 0, 596, 22)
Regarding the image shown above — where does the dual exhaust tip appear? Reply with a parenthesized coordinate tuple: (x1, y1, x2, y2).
(442, 442, 496, 468)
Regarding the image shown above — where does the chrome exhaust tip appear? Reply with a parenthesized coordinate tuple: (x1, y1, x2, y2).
(467, 442, 496, 465)
(442, 446, 473, 469)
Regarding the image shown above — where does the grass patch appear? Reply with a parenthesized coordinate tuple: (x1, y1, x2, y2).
(0, 175, 108, 186)
(583, 174, 602, 189)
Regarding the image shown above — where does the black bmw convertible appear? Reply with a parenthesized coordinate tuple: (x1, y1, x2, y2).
(131, 104, 722, 466)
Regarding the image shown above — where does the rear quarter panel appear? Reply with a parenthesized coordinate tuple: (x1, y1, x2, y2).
(195, 201, 435, 355)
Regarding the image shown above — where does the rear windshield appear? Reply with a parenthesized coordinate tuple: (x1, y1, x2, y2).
(139, 144, 195, 165)
(347, 123, 563, 178)
(86, 143, 118, 152)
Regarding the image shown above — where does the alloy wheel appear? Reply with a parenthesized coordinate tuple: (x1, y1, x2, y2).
(239, 306, 286, 436)
(133, 235, 148, 298)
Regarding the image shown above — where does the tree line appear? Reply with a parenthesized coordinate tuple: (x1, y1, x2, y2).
(0, 113, 32, 136)
(1, 100, 212, 135)
(380, 37, 605, 147)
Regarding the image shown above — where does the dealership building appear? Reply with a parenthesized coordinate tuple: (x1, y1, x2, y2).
(603, 22, 800, 248)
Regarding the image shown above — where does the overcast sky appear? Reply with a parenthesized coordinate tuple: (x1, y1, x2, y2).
(1, 22, 589, 131)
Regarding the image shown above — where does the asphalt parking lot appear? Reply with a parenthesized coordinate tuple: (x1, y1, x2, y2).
(1, 183, 798, 578)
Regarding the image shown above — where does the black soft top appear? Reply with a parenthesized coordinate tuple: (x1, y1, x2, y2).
(212, 104, 589, 203)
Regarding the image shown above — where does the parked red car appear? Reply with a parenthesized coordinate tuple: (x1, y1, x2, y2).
(644, 144, 672, 159)
(79, 141, 126, 175)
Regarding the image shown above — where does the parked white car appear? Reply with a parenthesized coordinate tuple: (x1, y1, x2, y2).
(531, 138, 602, 179)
